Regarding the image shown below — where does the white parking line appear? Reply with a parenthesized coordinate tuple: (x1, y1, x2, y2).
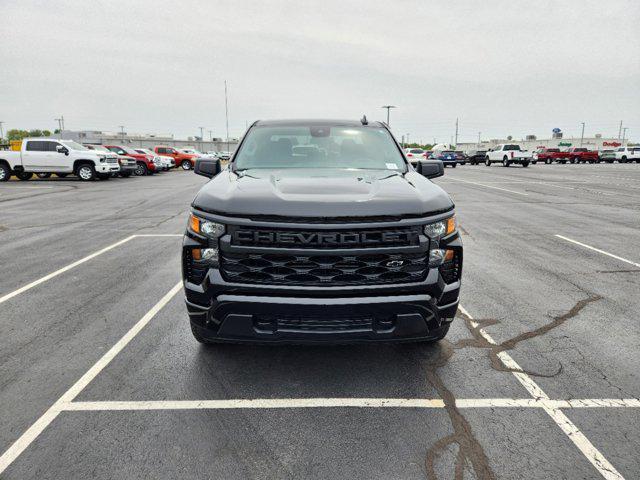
(61, 398, 640, 411)
(458, 305, 624, 480)
(555, 235, 640, 269)
(445, 177, 529, 196)
(0, 281, 183, 475)
(0, 233, 182, 306)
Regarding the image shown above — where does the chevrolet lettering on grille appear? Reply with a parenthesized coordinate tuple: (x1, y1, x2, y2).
(233, 229, 419, 247)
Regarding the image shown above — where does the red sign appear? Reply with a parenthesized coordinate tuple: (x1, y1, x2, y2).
(603, 141, 621, 147)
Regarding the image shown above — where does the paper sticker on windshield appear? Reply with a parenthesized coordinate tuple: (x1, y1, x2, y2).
(386, 163, 398, 170)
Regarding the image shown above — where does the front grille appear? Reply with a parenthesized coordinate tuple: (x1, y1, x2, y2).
(220, 251, 428, 286)
(106, 157, 118, 164)
(230, 225, 421, 249)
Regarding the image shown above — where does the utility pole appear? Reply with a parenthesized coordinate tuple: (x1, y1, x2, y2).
(406, 133, 410, 146)
(208, 130, 213, 141)
(0, 121, 4, 141)
(381, 105, 396, 126)
(618, 120, 623, 139)
(224, 80, 230, 153)
(119, 125, 125, 142)
(478, 131, 481, 146)
(199, 126, 204, 151)
(401, 135, 405, 148)
(61, 115, 65, 131)
(55, 117, 63, 132)
(621, 127, 628, 145)
(454, 118, 459, 146)
(580, 122, 585, 147)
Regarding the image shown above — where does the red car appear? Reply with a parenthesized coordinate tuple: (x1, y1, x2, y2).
(566, 147, 599, 164)
(532, 148, 570, 164)
(105, 145, 157, 175)
(154, 146, 198, 170)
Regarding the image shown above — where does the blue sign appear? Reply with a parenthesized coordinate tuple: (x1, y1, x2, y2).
(552, 128, 562, 133)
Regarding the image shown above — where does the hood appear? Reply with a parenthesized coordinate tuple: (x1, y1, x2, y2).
(193, 168, 453, 218)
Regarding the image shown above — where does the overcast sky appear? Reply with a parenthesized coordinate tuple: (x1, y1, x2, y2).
(1, 0, 639, 143)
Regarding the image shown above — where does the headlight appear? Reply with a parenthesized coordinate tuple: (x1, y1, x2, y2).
(424, 215, 456, 239)
(192, 247, 218, 262)
(189, 213, 225, 238)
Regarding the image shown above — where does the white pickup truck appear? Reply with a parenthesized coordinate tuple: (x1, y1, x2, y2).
(0, 138, 120, 181)
(484, 144, 532, 167)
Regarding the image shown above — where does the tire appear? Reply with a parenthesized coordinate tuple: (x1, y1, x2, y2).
(502, 156, 510, 167)
(545, 158, 551, 165)
(0, 163, 10, 182)
(621, 156, 627, 164)
(451, 163, 456, 168)
(16, 171, 33, 181)
(570, 158, 576, 164)
(134, 162, 148, 176)
(57, 173, 69, 178)
(522, 161, 529, 168)
(36, 172, 52, 179)
(560, 160, 567, 164)
(532, 161, 537, 165)
(97, 173, 110, 180)
(181, 160, 192, 170)
(76, 164, 96, 181)
(485, 157, 491, 167)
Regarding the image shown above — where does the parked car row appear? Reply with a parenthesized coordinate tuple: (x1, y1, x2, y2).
(0, 138, 236, 181)
(460, 146, 639, 167)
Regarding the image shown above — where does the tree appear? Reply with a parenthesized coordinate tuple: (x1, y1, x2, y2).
(6, 129, 52, 141)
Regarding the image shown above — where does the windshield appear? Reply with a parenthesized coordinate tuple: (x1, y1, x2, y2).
(234, 125, 406, 171)
(62, 141, 88, 151)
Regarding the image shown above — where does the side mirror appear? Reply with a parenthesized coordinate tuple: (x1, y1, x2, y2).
(57, 145, 69, 155)
(417, 160, 444, 179)
(194, 158, 221, 178)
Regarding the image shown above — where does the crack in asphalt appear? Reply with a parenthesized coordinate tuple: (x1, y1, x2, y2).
(420, 295, 602, 479)
(455, 295, 602, 379)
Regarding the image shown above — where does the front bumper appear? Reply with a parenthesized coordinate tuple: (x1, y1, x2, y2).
(96, 163, 120, 173)
(182, 216, 462, 344)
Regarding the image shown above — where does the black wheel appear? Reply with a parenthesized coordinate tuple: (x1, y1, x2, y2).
(16, 171, 33, 181)
(76, 164, 96, 181)
(181, 160, 192, 170)
(97, 173, 110, 180)
(0, 163, 10, 182)
(451, 163, 456, 168)
(485, 157, 491, 166)
(620, 156, 627, 163)
(570, 158, 576, 164)
(134, 162, 148, 176)
(545, 158, 551, 165)
(36, 172, 52, 179)
(190, 323, 213, 344)
(502, 156, 510, 167)
(532, 161, 537, 165)
(522, 161, 529, 168)
(560, 160, 567, 164)
(57, 173, 69, 178)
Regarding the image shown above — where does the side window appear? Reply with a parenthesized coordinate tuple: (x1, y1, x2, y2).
(26, 141, 43, 151)
(46, 142, 61, 152)
(157, 148, 165, 154)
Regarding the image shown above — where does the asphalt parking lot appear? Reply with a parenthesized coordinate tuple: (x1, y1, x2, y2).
(1, 164, 639, 479)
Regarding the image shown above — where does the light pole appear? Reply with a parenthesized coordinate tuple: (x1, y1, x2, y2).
(621, 127, 628, 145)
(119, 126, 125, 142)
(406, 133, 410, 147)
(199, 127, 204, 151)
(224, 80, 230, 154)
(381, 105, 396, 126)
(580, 122, 585, 147)
(478, 131, 481, 147)
(0, 121, 4, 141)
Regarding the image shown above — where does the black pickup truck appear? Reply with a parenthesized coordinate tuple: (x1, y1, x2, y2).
(182, 119, 462, 344)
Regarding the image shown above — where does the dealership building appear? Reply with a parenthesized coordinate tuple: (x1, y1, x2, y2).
(456, 132, 628, 153)
(57, 130, 239, 152)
